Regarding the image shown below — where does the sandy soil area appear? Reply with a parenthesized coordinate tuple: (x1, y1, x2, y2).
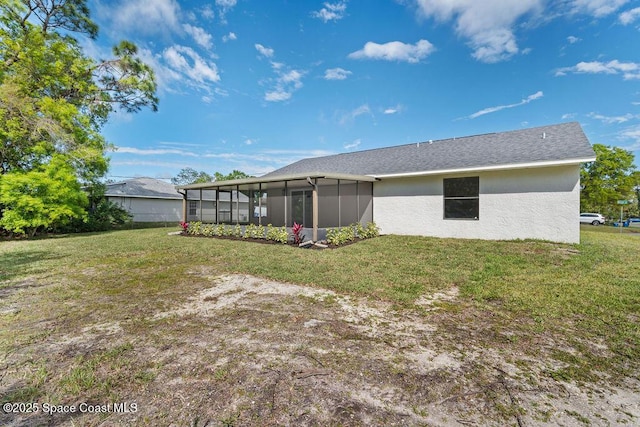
(3, 272, 639, 426)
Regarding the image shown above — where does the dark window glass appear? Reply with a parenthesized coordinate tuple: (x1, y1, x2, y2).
(189, 201, 197, 216)
(444, 177, 479, 198)
(443, 177, 479, 220)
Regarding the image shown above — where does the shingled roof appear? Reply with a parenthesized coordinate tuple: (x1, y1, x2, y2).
(105, 177, 182, 199)
(263, 122, 595, 178)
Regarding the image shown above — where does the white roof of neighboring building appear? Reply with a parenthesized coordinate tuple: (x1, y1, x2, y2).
(105, 177, 249, 201)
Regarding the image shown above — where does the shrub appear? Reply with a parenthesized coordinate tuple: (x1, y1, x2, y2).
(202, 224, 215, 236)
(292, 222, 304, 244)
(265, 224, 288, 244)
(233, 224, 242, 238)
(361, 222, 380, 239)
(179, 221, 189, 232)
(187, 221, 202, 235)
(326, 226, 355, 246)
(327, 222, 379, 245)
(244, 223, 259, 239)
(256, 224, 265, 239)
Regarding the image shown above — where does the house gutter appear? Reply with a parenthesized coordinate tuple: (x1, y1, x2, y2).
(371, 157, 596, 179)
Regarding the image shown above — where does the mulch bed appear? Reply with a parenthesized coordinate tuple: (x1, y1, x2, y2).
(178, 231, 362, 249)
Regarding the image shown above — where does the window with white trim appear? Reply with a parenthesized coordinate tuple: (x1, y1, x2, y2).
(443, 177, 479, 220)
(188, 200, 197, 216)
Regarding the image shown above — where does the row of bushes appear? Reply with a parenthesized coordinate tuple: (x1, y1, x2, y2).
(184, 221, 380, 246)
(185, 222, 289, 244)
(326, 222, 380, 245)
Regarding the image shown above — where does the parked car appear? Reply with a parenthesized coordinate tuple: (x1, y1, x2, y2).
(580, 213, 606, 225)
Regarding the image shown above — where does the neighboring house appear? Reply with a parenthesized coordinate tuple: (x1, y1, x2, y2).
(106, 177, 249, 223)
(177, 122, 596, 243)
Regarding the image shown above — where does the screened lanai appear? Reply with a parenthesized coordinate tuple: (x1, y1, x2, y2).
(177, 173, 377, 241)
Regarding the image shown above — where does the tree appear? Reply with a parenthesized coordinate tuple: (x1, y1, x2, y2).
(214, 170, 252, 181)
(581, 144, 637, 219)
(171, 168, 214, 186)
(0, 155, 88, 236)
(171, 168, 253, 185)
(0, 0, 158, 234)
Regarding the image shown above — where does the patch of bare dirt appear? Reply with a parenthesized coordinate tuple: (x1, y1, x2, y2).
(2, 273, 639, 426)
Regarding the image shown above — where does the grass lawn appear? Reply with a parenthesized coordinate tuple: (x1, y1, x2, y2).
(1, 225, 639, 425)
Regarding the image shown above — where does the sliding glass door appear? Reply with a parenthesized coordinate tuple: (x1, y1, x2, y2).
(291, 190, 312, 227)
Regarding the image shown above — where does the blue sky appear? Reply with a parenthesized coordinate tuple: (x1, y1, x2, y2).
(87, 0, 640, 180)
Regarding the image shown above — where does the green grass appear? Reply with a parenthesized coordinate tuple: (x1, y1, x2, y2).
(1, 225, 639, 399)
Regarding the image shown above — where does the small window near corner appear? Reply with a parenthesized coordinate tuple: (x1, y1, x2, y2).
(188, 200, 197, 216)
(443, 177, 479, 220)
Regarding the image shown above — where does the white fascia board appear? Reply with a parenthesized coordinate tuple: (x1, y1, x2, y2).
(105, 194, 183, 200)
(371, 157, 596, 179)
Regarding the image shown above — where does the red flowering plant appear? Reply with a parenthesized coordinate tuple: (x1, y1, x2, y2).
(179, 221, 189, 232)
(292, 222, 304, 244)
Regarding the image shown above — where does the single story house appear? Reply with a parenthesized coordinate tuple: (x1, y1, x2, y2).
(105, 177, 249, 222)
(177, 122, 596, 243)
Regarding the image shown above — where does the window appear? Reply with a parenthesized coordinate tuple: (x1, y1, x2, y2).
(443, 177, 479, 220)
(189, 200, 197, 216)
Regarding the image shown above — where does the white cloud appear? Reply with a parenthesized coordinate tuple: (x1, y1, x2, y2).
(620, 7, 640, 25)
(556, 60, 640, 80)
(562, 113, 577, 119)
(339, 104, 372, 125)
(244, 138, 257, 145)
(348, 39, 435, 63)
(201, 5, 215, 19)
(163, 45, 220, 85)
(324, 67, 352, 80)
(570, 0, 629, 17)
(312, 1, 348, 22)
(183, 24, 213, 50)
(255, 43, 275, 58)
(466, 91, 544, 119)
(413, 0, 541, 63)
(588, 112, 638, 124)
(223, 32, 237, 42)
(135, 47, 182, 94)
(344, 139, 361, 150)
(107, 0, 181, 35)
(216, 0, 237, 20)
(567, 36, 581, 44)
(116, 146, 198, 156)
(264, 68, 305, 102)
(256, 48, 305, 102)
(383, 105, 404, 115)
(621, 125, 640, 143)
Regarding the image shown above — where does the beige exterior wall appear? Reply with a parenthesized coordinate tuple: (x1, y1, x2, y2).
(373, 165, 581, 243)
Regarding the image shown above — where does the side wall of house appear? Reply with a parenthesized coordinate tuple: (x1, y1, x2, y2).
(107, 197, 183, 222)
(373, 165, 581, 243)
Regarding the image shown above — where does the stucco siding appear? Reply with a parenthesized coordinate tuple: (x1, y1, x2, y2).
(373, 165, 581, 243)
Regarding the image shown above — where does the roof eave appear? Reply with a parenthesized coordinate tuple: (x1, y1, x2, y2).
(372, 157, 596, 179)
(176, 172, 378, 190)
